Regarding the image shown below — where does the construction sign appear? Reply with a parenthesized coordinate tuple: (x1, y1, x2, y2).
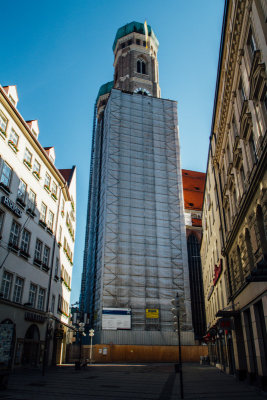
(146, 309, 159, 319)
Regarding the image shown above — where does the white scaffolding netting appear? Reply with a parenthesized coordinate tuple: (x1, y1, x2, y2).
(85, 89, 193, 338)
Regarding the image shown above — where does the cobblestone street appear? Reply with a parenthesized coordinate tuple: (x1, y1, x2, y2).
(1, 363, 266, 400)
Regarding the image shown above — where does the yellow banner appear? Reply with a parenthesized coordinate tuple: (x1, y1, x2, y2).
(146, 308, 159, 319)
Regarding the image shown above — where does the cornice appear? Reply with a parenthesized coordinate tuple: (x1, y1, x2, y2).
(214, 0, 246, 163)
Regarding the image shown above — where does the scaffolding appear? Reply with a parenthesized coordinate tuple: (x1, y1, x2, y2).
(81, 89, 194, 345)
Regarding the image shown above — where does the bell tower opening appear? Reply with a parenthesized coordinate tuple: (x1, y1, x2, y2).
(112, 21, 161, 98)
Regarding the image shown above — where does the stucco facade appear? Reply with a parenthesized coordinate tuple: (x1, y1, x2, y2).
(0, 85, 76, 366)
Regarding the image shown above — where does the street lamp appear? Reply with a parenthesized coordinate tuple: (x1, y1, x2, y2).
(78, 322, 85, 365)
(89, 329, 94, 364)
(171, 293, 184, 399)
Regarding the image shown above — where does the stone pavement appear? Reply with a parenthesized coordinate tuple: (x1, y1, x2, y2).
(1, 363, 266, 400)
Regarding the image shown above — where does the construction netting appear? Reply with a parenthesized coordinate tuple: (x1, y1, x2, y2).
(81, 89, 194, 345)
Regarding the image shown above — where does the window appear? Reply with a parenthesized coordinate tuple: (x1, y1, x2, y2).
(137, 59, 146, 74)
(51, 182, 57, 196)
(237, 245, 244, 284)
(58, 294, 62, 312)
(24, 148, 32, 165)
(0, 210, 4, 236)
(256, 205, 267, 254)
(13, 276, 24, 303)
(9, 129, 19, 146)
(249, 133, 257, 164)
(0, 162, 12, 188)
(43, 245, 50, 267)
(143, 41, 146, 47)
(21, 229, 30, 253)
(9, 220, 20, 247)
(1, 271, 13, 299)
(37, 287, 45, 310)
(9, 95, 16, 106)
(33, 160, 41, 175)
(127, 39, 132, 46)
(245, 229, 254, 271)
(51, 295, 55, 313)
(28, 283, 37, 307)
(136, 39, 140, 45)
(34, 239, 43, 262)
(47, 210, 54, 231)
(0, 112, 8, 133)
(239, 78, 246, 105)
(55, 257, 59, 277)
(247, 30, 256, 57)
(28, 190, 36, 211)
(121, 42, 125, 49)
(44, 173, 51, 189)
(17, 179, 26, 202)
(59, 226, 62, 243)
(40, 202, 47, 223)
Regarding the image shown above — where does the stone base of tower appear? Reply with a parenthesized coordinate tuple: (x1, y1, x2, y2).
(93, 330, 195, 346)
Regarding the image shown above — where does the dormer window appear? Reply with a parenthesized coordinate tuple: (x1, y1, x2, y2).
(137, 59, 146, 74)
(9, 95, 16, 106)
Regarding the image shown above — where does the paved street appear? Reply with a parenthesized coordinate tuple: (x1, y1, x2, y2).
(1, 363, 266, 400)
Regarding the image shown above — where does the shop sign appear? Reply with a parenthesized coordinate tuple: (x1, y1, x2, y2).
(218, 318, 234, 331)
(25, 311, 45, 323)
(146, 309, 159, 319)
(213, 260, 222, 285)
(1, 195, 22, 218)
(54, 329, 64, 339)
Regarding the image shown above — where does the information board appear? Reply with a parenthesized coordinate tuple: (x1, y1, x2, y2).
(102, 308, 131, 330)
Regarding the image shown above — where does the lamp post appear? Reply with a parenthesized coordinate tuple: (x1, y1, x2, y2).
(89, 329, 94, 364)
(78, 322, 85, 365)
(171, 293, 184, 399)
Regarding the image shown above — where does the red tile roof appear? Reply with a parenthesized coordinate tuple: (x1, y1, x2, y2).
(59, 168, 73, 186)
(182, 169, 206, 211)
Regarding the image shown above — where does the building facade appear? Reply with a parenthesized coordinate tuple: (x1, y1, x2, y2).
(182, 169, 206, 341)
(80, 22, 194, 346)
(0, 84, 76, 366)
(201, 0, 267, 388)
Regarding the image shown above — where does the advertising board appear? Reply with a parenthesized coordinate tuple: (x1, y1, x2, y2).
(102, 308, 131, 330)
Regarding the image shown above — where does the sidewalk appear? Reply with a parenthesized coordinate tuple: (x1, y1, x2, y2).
(1, 363, 266, 399)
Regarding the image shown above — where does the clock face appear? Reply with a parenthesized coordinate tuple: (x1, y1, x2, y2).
(134, 87, 151, 96)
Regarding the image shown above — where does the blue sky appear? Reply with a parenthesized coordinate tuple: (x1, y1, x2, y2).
(1, 0, 224, 303)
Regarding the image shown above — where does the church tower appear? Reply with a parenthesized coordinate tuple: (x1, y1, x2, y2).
(80, 22, 194, 349)
(113, 22, 161, 97)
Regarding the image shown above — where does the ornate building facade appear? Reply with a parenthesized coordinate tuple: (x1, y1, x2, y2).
(201, 0, 267, 388)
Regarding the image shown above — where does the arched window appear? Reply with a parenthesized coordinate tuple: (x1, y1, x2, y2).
(256, 205, 267, 255)
(245, 229, 254, 271)
(237, 245, 244, 284)
(230, 258, 236, 293)
(137, 59, 146, 74)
